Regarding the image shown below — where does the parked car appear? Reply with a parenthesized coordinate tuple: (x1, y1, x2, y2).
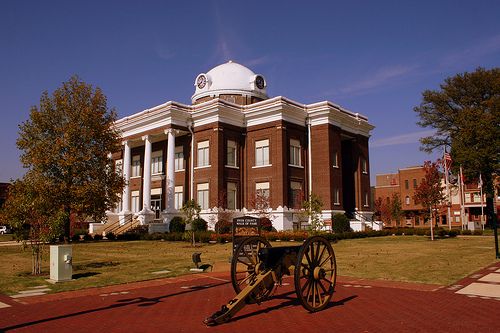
(0, 225, 12, 234)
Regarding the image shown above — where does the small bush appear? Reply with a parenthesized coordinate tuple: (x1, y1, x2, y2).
(93, 234, 103, 241)
(461, 230, 472, 235)
(210, 233, 232, 243)
(71, 234, 81, 242)
(169, 216, 185, 233)
(448, 229, 458, 238)
(192, 218, 208, 232)
(473, 230, 483, 235)
(332, 214, 351, 233)
(106, 232, 116, 240)
(261, 218, 274, 232)
(215, 220, 232, 234)
(117, 232, 141, 241)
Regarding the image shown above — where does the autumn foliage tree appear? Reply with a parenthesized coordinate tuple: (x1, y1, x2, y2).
(414, 68, 499, 252)
(413, 161, 445, 240)
(13, 76, 124, 240)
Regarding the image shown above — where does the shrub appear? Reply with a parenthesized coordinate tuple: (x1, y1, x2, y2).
(210, 233, 232, 243)
(332, 213, 351, 233)
(192, 218, 208, 232)
(169, 216, 185, 233)
(117, 232, 141, 241)
(105, 232, 116, 240)
(448, 229, 458, 238)
(461, 229, 472, 235)
(261, 218, 274, 232)
(473, 230, 483, 235)
(93, 234, 103, 241)
(215, 220, 232, 234)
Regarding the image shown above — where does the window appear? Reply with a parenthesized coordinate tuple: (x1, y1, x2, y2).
(333, 188, 340, 205)
(131, 191, 140, 212)
(289, 181, 303, 208)
(361, 158, 367, 174)
(151, 151, 163, 175)
(174, 146, 184, 171)
(197, 183, 209, 210)
(332, 152, 339, 168)
(256, 182, 270, 199)
(115, 159, 123, 175)
(404, 180, 409, 190)
(413, 178, 417, 189)
(255, 139, 270, 166)
(227, 182, 237, 210)
(405, 196, 410, 205)
(364, 192, 369, 207)
(132, 155, 141, 177)
(289, 139, 301, 166)
(197, 141, 210, 167)
(226, 140, 237, 167)
(174, 186, 183, 210)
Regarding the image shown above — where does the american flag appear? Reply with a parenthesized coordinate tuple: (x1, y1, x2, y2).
(443, 151, 452, 170)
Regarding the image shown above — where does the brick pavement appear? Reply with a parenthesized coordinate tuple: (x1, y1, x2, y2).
(1, 264, 499, 332)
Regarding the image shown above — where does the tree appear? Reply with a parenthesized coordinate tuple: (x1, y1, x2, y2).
(181, 199, 201, 246)
(413, 161, 445, 240)
(414, 67, 499, 253)
(250, 190, 274, 226)
(374, 196, 392, 227)
(302, 193, 324, 232)
(390, 193, 403, 228)
(15, 76, 124, 240)
(0, 173, 65, 274)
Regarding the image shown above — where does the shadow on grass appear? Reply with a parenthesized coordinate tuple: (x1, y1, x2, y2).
(73, 261, 120, 270)
(72, 272, 100, 279)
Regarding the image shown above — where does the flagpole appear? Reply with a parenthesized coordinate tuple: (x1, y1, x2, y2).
(479, 173, 484, 230)
(444, 147, 451, 230)
(459, 165, 465, 231)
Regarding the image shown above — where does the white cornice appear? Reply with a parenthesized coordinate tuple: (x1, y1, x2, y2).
(114, 96, 375, 139)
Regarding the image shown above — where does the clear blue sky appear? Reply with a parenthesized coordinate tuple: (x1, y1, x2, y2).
(1, 0, 500, 183)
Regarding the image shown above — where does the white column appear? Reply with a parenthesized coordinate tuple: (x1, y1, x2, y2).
(142, 135, 152, 212)
(166, 129, 176, 211)
(122, 140, 131, 213)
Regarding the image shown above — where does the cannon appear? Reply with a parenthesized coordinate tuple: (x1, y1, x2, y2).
(204, 235, 337, 325)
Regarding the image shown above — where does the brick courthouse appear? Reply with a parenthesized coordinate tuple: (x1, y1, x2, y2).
(109, 61, 374, 231)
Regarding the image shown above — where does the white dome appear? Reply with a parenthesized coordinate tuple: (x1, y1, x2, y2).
(192, 61, 268, 103)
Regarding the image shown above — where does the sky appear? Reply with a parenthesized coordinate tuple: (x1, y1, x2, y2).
(1, 0, 500, 184)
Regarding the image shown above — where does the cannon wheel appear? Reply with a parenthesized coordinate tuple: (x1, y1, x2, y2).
(294, 236, 337, 312)
(231, 236, 273, 303)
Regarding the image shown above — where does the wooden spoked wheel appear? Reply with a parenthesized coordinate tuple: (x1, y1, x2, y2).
(231, 236, 273, 303)
(294, 236, 337, 312)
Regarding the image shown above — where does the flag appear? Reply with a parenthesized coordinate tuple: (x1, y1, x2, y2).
(443, 151, 452, 170)
(478, 173, 483, 189)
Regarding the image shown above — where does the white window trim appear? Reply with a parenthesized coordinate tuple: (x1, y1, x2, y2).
(332, 152, 339, 168)
(334, 189, 340, 205)
(194, 165, 212, 170)
(227, 182, 237, 210)
(226, 140, 238, 168)
(197, 141, 210, 167)
(289, 139, 301, 167)
(288, 164, 304, 169)
(151, 150, 163, 175)
(131, 155, 141, 178)
(175, 146, 184, 172)
(255, 139, 270, 167)
(252, 164, 272, 169)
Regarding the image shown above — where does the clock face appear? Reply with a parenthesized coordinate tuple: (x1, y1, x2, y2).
(255, 76, 265, 89)
(197, 75, 207, 89)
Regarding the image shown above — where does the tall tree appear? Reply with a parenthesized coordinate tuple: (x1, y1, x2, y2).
(16, 76, 124, 240)
(413, 161, 445, 240)
(414, 68, 499, 254)
(374, 196, 393, 227)
(390, 193, 403, 228)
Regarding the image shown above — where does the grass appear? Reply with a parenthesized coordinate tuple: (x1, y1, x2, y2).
(0, 235, 497, 295)
(0, 234, 14, 242)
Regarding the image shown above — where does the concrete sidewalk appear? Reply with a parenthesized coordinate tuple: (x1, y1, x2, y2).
(1, 263, 499, 332)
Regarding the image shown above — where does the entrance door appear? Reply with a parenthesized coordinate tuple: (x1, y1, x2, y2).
(151, 196, 162, 220)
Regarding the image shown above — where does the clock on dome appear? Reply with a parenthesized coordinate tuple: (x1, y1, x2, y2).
(197, 75, 207, 89)
(255, 75, 265, 89)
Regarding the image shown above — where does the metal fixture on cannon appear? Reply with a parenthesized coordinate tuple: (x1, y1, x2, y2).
(204, 235, 337, 325)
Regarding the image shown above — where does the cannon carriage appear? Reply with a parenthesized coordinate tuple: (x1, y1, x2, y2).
(204, 235, 337, 325)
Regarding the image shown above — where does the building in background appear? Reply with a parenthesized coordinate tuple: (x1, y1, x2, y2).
(104, 61, 374, 232)
(374, 166, 495, 229)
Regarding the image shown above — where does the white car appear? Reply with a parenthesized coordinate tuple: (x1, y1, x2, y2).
(0, 226, 11, 234)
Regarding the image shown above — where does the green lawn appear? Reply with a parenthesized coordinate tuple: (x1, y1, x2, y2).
(0, 236, 497, 295)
